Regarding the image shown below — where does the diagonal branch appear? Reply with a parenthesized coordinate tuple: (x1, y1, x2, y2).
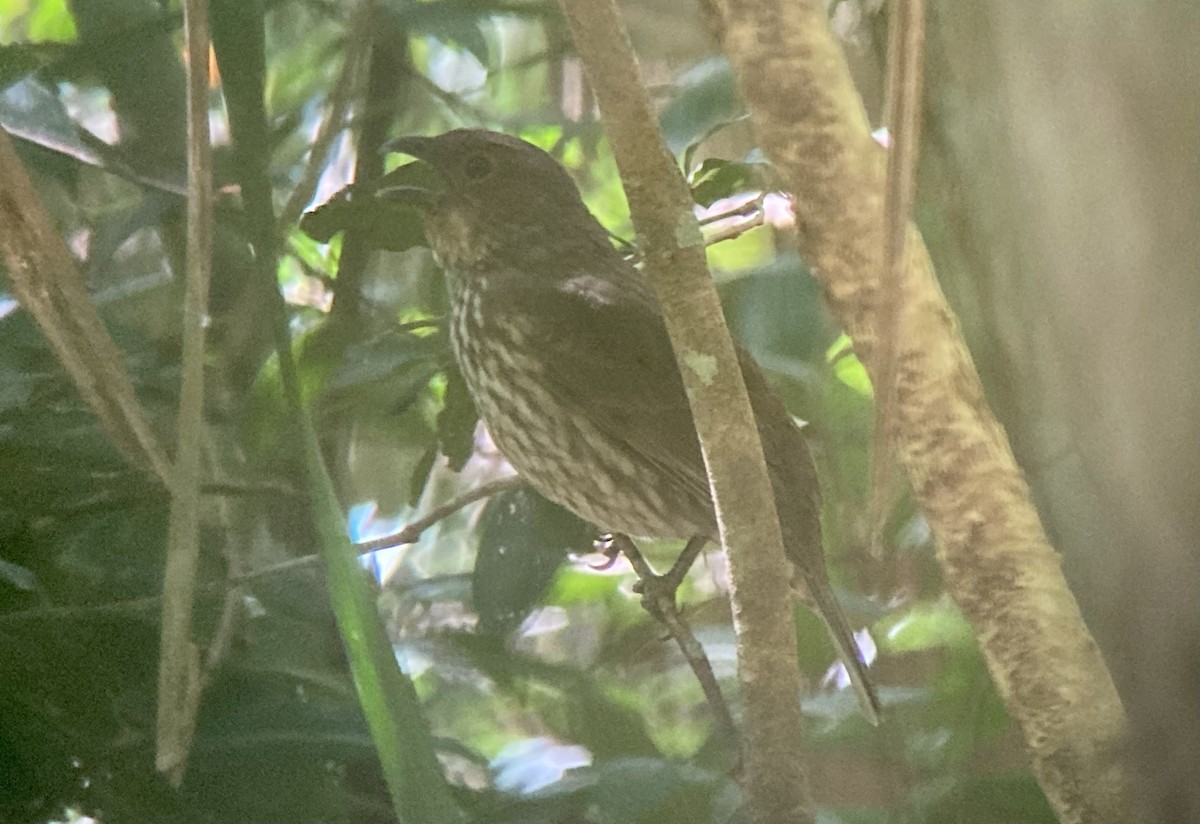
(613, 535, 738, 752)
(708, 1, 1131, 821)
(555, 1, 812, 821)
(155, 0, 215, 784)
(279, 0, 375, 228)
(0, 129, 172, 486)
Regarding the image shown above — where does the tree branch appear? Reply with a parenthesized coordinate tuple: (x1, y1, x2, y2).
(709, 1, 1131, 820)
(0, 129, 172, 486)
(156, 0, 214, 783)
(867, 0, 926, 551)
(354, 475, 525, 554)
(555, 2, 812, 821)
(279, 0, 374, 228)
(614, 535, 738, 752)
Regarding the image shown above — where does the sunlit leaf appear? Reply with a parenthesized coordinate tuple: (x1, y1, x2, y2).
(828, 340, 873, 397)
(29, 0, 77, 43)
(704, 223, 772, 272)
(883, 600, 976, 653)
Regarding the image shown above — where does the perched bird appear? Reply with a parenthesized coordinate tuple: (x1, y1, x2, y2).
(382, 128, 880, 724)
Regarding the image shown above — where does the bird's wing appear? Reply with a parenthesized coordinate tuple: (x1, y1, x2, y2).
(494, 273, 714, 510)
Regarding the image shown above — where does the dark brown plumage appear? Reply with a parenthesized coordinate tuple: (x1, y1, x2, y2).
(383, 128, 880, 723)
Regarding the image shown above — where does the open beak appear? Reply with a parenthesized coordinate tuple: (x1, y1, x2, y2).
(377, 136, 445, 207)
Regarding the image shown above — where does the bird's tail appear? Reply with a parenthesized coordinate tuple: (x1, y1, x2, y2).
(803, 574, 882, 726)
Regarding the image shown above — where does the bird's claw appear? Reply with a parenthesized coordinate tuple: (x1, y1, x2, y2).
(589, 533, 622, 570)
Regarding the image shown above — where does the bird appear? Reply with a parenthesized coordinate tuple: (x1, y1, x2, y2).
(380, 128, 880, 724)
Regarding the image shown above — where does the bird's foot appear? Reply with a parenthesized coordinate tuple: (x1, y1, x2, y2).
(589, 533, 623, 570)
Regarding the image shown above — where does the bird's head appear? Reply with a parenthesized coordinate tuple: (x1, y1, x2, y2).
(380, 129, 610, 271)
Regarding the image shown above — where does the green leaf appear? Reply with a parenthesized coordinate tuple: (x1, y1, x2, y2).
(214, 3, 460, 818)
(882, 600, 975, 653)
(688, 157, 760, 208)
(682, 114, 750, 174)
(321, 326, 446, 413)
(299, 162, 437, 252)
(827, 335, 873, 397)
(242, 324, 344, 458)
(472, 487, 592, 635)
(409, 444, 439, 507)
(436, 632, 661, 761)
(186, 670, 390, 823)
(436, 363, 479, 471)
(544, 563, 626, 606)
(914, 772, 1056, 824)
(583, 757, 737, 824)
(0, 76, 84, 153)
(299, 408, 463, 823)
(659, 57, 741, 154)
(721, 251, 827, 374)
(29, 0, 77, 43)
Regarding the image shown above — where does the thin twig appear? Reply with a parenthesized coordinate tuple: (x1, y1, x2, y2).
(3, 128, 188, 197)
(328, 11, 408, 321)
(612, 534, 739, 751)
(0, 479, 523, 627)
(0, 596, 163, 625)
(0, 556, 319, 629)
(0, 136, 172, 484)
(156, 0, 214, 785)
(355, 475, 524, 554)
(200, 588, 245, 689)
(698, 193, 764, 227)
(704, 210, 764, 247)
(663, 535, 709, 592)
(280, 0, 375, 228)
(404, 65, 490, 123)
(867, 0, 926, 553)
(197, 431, 248, 691)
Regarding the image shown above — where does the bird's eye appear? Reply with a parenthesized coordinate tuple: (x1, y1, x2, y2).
(464, 154, 493, 181)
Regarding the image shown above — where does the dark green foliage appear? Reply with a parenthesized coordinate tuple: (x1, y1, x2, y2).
(659, 58, 742, 154)
(0, 1, 1058, 822)
(300, 163, 438, 253)
(436, 364, 480, 472)
(688, 157, 763, 207)
(472, 488, 592, 635)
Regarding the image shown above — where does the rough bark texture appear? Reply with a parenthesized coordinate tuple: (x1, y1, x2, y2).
(558, 1, 812, 821)
(923, 2, 1199, 819)
(710, 1, 1131, 821)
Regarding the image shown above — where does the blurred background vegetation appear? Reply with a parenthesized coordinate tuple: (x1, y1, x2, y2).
(0, 0, 1194, 822)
